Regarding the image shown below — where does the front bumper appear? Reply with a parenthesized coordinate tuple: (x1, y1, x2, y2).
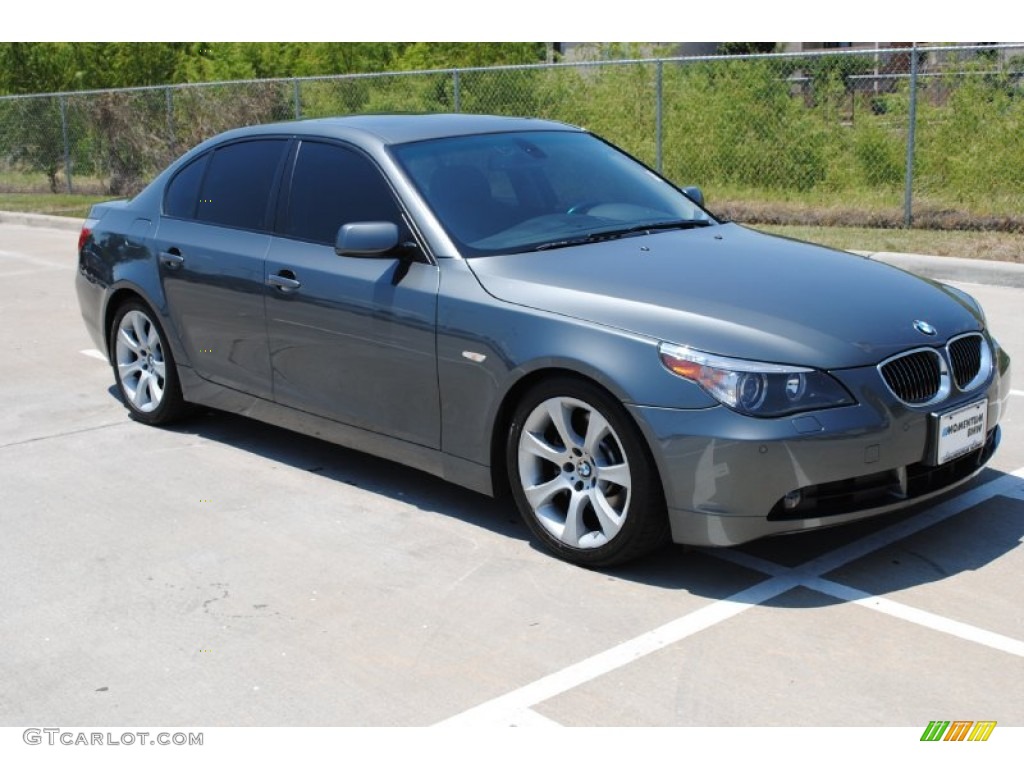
(628, 353, 1011, 547)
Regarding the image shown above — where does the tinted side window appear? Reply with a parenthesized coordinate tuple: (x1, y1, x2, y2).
(163, 153, 208, 219)
(196, 140, 287, 230)
(284, 141, 401, 245)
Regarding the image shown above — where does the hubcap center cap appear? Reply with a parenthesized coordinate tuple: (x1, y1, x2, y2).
(577, 461, 593, 478)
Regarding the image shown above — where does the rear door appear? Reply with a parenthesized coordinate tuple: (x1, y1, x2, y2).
(153, 138, 289, 399)
(265, 139, 441, 448)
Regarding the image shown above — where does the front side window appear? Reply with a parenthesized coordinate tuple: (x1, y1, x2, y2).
(283, 141, 401, 245)
(195, 139, 288, 231)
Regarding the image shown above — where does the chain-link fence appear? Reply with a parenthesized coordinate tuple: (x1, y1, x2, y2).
(1, 43, 1022, 230)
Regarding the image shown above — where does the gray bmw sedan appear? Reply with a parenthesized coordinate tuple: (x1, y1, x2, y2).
(76, 114, 1011, 567)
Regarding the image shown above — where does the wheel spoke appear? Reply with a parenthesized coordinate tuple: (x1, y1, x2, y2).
(131, 372, 149, 408)
(582, 409, 611, 456)
(597, 461, 630, 490)
(118, 326, 141, 353)
(131, 313, 149, 349)
(544, 399, 578, 451)
(118, 360, 143, 378)
(151, 359, 166, 380)
(146, 373, 163, 405)
(521, 430, 566, 465)
(560, 490, 588, 545)
(524, 475, 570, 509)
(590, 488, 625, 536)
(147, 324, 160, 350)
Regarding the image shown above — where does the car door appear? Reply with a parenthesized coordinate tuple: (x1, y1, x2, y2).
(152, 138, 289, 400)
(265, 139, 441, 449)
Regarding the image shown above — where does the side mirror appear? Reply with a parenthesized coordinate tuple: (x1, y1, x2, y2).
(335, 222, 401, 257)
(682, 186, 705, 208)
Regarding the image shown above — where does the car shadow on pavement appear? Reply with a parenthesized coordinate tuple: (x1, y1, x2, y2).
(613, 466, 1024, 605)
(155, 406, 531, 545)
(142, 397, 1023, 605)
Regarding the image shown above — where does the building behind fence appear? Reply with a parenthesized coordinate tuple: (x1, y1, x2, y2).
(1, 43, 1022, 230)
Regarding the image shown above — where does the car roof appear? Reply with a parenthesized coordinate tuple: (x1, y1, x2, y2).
(212, 113, 582, 148)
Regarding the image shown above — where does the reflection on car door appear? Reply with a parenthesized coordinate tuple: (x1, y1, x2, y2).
(154, 139, 288, 399)
(264, 140, 441, 448)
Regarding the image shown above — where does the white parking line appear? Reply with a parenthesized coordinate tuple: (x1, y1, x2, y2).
(808, 577, 1024, 657)
(787, 468, 1024, 576)
(438, 467, 1024, 726)
(80, 349, 107, 361)
(437, 575, 801, 727)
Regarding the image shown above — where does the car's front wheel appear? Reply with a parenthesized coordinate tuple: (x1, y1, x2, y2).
(506, 377, 669, 567)
(109, 300, 189, 425)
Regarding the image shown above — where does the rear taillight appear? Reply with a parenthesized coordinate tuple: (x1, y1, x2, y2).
(78, 218, 98, 252)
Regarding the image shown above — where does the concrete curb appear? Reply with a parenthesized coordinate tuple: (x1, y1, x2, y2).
(0, 210, 83, 232)
(3, 211, 1023, 288)
(854, 251, 1024, 290)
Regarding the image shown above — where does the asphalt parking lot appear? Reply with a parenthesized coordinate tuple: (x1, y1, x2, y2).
(1, 220, 1022, 731)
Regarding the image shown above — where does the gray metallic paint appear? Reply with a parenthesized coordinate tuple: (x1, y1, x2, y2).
(466, 223, 985, 370)
(75, 114, 1009, 549)
(265, 239, 441, 448)
(632, 353, 1010, 546)
(154, 217, 274, 399)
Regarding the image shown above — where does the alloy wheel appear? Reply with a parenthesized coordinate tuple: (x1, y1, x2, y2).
(516, 396, 632, 549)
(114, 309, 167, 413)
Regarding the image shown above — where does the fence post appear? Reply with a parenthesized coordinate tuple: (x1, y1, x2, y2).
(903, 43, 919, 228)
(293, 78, 302, 120)
(59, 95, 73, 194)
(453, 69, 461, 113)
(165, 87, 175, 157)
(655, 60, 663, 173)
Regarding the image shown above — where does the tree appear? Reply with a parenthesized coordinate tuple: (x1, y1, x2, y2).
(717, 43, 779, 56)
(393, 43, 546, 70)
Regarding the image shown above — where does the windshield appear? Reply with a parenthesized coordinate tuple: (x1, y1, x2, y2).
(390, 130, 714, 256)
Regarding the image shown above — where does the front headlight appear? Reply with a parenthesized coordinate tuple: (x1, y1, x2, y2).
(659, 342, 855, 417)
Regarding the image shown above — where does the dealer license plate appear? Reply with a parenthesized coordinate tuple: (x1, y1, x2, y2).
(934, 399, 988, 465)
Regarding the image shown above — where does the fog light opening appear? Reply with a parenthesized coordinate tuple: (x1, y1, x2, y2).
(782, 490, 803, 510)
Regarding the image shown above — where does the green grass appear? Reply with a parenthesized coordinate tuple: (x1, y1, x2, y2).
(0, 193, 110, 219)
(753, 224, 1024, 264)
(706, 184, 1024, 221)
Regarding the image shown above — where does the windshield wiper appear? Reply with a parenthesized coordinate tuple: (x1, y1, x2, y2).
(616, 219, 713, 235)
(533, 219, 711, 251)
(534, 236, 594, 251)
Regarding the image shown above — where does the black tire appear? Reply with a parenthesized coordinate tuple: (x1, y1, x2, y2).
(108, 299, 190, 425)
(506, 376, 669, 567)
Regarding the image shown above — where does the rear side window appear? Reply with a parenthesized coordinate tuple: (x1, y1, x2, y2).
(163, 153, 208, 219)
(196, 139, 288, 231)
(283, 141, 401, 245)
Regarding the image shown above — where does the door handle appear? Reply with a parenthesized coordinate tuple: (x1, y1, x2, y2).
(267, 271, 301, 293)
(159, 249, 184, 269)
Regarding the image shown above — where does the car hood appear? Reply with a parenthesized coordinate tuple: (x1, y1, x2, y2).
(466, 223, 983, 369)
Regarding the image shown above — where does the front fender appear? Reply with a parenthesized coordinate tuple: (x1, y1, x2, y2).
(436, 260, 715, 467)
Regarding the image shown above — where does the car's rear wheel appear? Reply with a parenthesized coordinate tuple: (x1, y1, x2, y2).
(506, 377, 669, 567)
(109, 300, 189, 425)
